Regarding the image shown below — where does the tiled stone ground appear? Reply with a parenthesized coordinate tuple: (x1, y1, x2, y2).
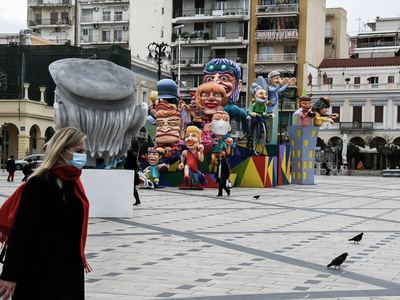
(1, 171, 400, 299)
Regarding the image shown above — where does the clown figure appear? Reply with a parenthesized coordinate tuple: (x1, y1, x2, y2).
(178, 126, 207, 187)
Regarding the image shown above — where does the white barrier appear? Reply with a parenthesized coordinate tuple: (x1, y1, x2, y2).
(81, 169, 134, 218)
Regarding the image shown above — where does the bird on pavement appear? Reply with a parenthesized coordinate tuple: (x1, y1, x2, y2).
(327, 253, 348, 268)
(349, 233, 363, 244)
(252, 195, 260, 200)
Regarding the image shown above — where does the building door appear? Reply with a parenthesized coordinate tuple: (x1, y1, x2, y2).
(51, 12, 58, 25)
(353, 106, 362, 123)
(194, 47, 203, 64)
(216, 22, 226, 39)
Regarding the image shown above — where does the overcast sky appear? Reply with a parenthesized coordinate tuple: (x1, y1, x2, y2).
(1, 0, 400, 34)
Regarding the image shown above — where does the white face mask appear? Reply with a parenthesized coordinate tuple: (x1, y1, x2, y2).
(64, 149, 87, 169)
(212, 121, 230, 135)
(255, 95, 267, 104)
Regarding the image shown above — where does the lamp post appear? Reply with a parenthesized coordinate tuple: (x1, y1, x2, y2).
(174, 24, 184, 91)
(147, 42, 171, 81)
(1, 123, 8, 172)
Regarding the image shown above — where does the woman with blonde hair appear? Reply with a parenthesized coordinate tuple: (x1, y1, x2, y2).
(0, 127, 91, 300)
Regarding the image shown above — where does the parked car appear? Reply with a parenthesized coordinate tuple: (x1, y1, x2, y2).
(14, 154, 44, 170)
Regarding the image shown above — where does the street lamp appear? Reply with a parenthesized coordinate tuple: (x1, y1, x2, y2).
(147, 41, 172, 81)
(174, 24, 184, 91)
(1, 123, 8, 172)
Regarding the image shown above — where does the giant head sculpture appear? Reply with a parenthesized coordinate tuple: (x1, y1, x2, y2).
(49, 58, 147, 166)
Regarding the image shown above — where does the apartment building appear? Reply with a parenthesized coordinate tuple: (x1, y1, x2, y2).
(324, 7, 349, 59)
(170, 0, 250, 106)
(27, 0, 76, 45)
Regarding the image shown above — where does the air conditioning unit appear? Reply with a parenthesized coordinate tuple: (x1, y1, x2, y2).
(94, 7, 99, 12)
(123, 26, 128, 31)
(55, 27, 61, 32)
(93, 24, 99, 29)
(206, 22, 212, 28)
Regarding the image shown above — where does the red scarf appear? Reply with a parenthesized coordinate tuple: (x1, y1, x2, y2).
(0, 165, 92, 273)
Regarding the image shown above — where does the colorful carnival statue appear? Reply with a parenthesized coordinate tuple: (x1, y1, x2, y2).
(148, 90, 158, 119)
(266, 71, 296, 112)
(297, 91, 315, 126)
(184, 91, 205, 129)
(311, 97, 339, 127)
(143, 148, 170, 188)
(248, 83, 275, 143)
(155, 79, 185, 113)
(203, 59, 250, 135)
(154, 110, 185, 166)
(209, 111, 233, 171)
(178, 126, 208, 187)
(195, 82, 227, 124)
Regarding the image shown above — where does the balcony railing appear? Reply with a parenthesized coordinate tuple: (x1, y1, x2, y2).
(356, 40, 400, 48)
(35, 0, 72, 5)
(173, 31, 247, 44)
(80, 14, 129, 23)
(340, 122, 373, 134)
(173, 8, 248, 19)
(308, 83, 399, 91)
(255, 29, 298, 42)
(254, 53, 297, 62)
(282, 101, 296, 110)
(256, 4, 299, 13)
(29, 18, 71, 26)
(171, 55, 247, 67)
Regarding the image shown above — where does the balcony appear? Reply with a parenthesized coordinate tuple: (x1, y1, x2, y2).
(307, 83, 399, 92)
(254, 53, 297, 63)
(281, 101, 296, 110)
(29, 0, 72, 7)
(340, 122, 373, 134)
(255, 29, 298, 42)
(256, 4, 299, 14)
(80, 14, 129, 24)
(355, 40, 400, 48)
(173, 7, 248, 19)
(172, 31, 247, 47)
(172, 55, 247, 68)
(29, 18, 72, 27)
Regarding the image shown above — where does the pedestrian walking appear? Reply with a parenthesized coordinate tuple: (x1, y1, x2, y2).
(21, 159, 33, 182)
(124, 150, 141, 205)
(6, 155, 16, 182)
(216, 154, 231, 197)
(0, 127, 91, 300)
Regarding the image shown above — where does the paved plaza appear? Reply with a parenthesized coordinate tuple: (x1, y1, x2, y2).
(1, 170, 400, 299)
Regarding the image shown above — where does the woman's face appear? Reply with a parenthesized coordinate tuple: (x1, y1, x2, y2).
(62, 141, 86, 163)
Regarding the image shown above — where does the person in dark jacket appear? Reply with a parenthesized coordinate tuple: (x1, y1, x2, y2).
(6, 155, 16, 182)
(124, 150, 141, 205)
(216, 154, 231, 197)
(22, 159, 33, 182)
(0, 127, 91, 300)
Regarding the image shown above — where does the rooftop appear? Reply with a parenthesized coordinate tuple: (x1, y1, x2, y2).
(319, 56, 400, 68)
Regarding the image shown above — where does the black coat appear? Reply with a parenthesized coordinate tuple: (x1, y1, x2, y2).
(6, 159, 16, 173)
(1, 173, 85, 299)
(216, 160, 230, 184)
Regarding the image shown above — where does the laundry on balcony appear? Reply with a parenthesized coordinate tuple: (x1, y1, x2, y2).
(255, 29, 298, 42)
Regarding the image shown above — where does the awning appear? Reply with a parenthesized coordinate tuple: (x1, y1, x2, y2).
(254, 63, 295, 74)
(211, 45, 247, 49)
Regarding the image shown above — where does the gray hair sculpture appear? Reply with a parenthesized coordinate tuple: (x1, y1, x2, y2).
(49, 58, 147, 166)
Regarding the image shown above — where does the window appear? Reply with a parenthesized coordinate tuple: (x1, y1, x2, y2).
(114, 11, 122, 21)
(239, 0, 249, 13)
(354, 77, 360, 84)
(325, 22, 332, 37)
(332, 106, 340, 121)
(102, 30, 110, 42)
(114, 29, 122, 41)
(82, 29, 89, 36)
(216, 22, 226, 38)
(238, 22, 244, 38)
(193, 74, 203, 88)
(215, 49, 225, 58)
(398, 106, 400, 123)
(388, 75, 395, 83)
(217, 0, 227, 11)
(51, 12, 58, 25)
(353, 106, 362, 123)
(61, 12, 69, 24)
(260, 46, 274, 61)
(161, 27, 164, 38)
(327, 78, 333, 84)
(195, 0, 205, 14)
(102, 11, 111, 21)
(161, 7, 164, 15)
(194, 23, 204, 31)
(194, 47, 203, 64)
(142, 90, 148, 105)
(374, 106, 383, 123)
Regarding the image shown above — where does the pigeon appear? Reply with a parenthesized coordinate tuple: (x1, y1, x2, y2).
(327, 253, 348, 268)
(252, 195, 260, 200)
(349, 233, 363, 244)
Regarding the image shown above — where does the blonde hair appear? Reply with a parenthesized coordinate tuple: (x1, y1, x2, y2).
(195, 83, 227, 108)
(31, 127, 86, 186)
(186, 126, 202, 140)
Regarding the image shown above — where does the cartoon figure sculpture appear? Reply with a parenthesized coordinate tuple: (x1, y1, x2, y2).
(267, 71, 296, 112)
(248, 83, 275, 143)
(195, 82, 227, 124)
(143, 148, 169, 188)
(297, 91, 315, 126)
(209, 111, 233, 171)
(178, 126, 207, 187)
(203, 59, 249, 136)
(49, 58, 147, 166)
(148, 91, 158, 119)
(155, 79, 185, 113)
(311, 97, 339, 127)
(184, 91, 204, 129)
(154, 110, 185, 166)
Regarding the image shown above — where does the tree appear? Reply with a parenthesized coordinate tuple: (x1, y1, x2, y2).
(378, 143, 400, 169)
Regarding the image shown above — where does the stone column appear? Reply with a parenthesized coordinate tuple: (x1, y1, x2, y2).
(39, 86, 46, 103)
(36, 137, 46, 154)
(23, 83, 30, 100)
(17, 134, 31, 159)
